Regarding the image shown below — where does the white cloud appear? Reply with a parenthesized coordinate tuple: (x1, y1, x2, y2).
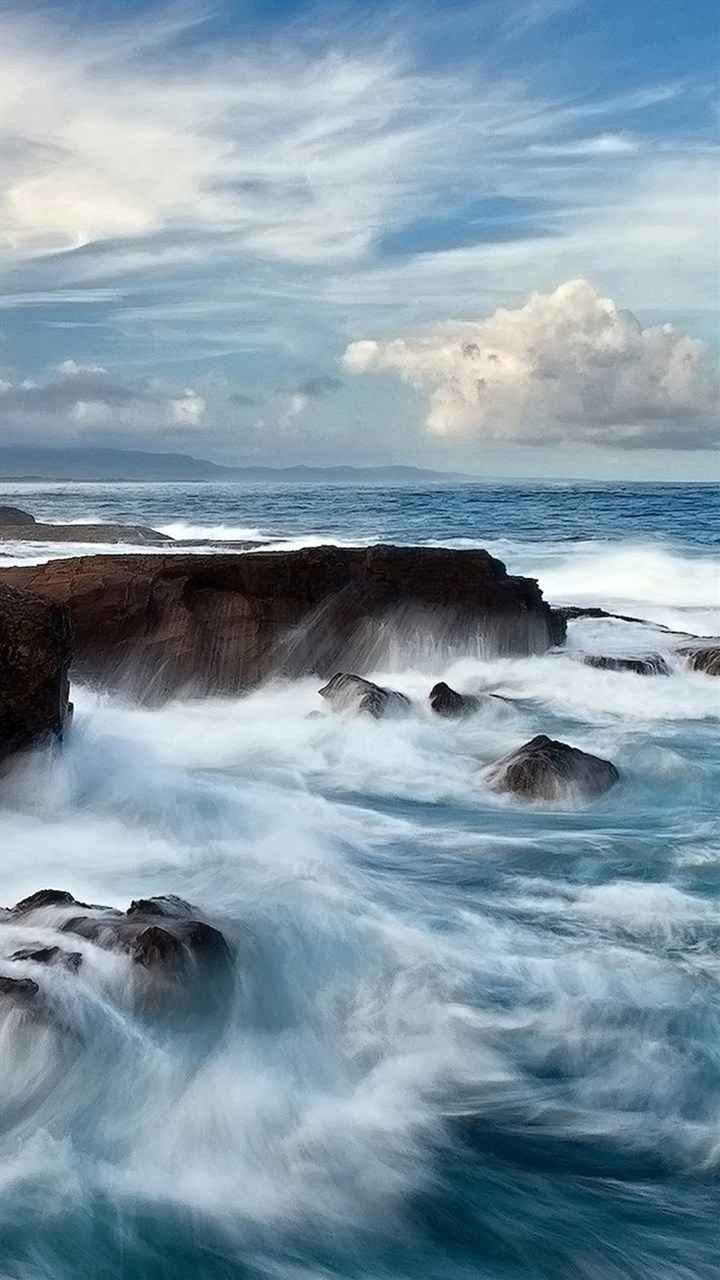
(170, 387, 206, 427)
(528, 133, 639, 156)
(56, 359, 107, 375)
(343, 280, 719, 449)
(0, 362, 211, 440)
(0, 5, 714, 469)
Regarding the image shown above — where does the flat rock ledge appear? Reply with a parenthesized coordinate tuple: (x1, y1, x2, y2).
(0, 545, 558, 701)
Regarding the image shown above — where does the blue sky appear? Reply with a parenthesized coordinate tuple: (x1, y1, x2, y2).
(0, 0, 717, 477)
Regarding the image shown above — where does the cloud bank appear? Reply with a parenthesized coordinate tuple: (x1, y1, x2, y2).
(0, 364, 207, 437)
(343, 281, 719, 450)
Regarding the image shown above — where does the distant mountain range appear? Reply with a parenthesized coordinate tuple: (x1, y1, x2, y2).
(0, 446, 476, 485)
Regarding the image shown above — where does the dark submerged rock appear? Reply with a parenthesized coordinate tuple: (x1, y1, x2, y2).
(0, 583, 72, 764)
(319, 672, 412, 719)
(429, 681, 482, 718)
(0, 522, 173, 545)
(487, 733, 619, 802)
(0, 506, 36, 526)
(583, 655, 671, 676)
(10, 945, 82, 972)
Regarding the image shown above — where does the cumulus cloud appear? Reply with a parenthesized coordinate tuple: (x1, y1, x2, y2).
(343, 280, 719, 449)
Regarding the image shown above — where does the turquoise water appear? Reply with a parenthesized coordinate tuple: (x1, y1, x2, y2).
(0, 480, 718, 1279)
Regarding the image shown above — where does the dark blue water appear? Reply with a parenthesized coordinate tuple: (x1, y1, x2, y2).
(0, 480, 718, 1279)
(0, 477, 718, 547)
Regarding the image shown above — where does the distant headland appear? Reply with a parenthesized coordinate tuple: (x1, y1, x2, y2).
(0, 446, 476, 485)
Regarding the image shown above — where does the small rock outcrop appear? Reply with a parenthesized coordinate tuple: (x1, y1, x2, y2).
(0, 583, 72, 766)
(2, 891, 232, 1012)
(429, 682, 482, 718)
(0, 545, 557, 700)
(0, 506, 36, 526)
(583, 655, 670, 676)
(0, 975, 39, 1004)
(487, 734, 619, 802)
(12, 889, 79, 913)
(319, 673, 411, 718)
(58, 896, 231, 979)
(679, 646, 720, 677)
(10, 945, 82, 972)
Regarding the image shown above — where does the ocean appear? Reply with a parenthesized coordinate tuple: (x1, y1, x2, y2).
(1, 478, 719, 1279)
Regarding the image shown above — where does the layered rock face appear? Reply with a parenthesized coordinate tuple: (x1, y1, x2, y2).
(583, 655, 671, 676)
(0, 583, 72, 764)
(680, 645, 720, 677)
(0, 545, 557, 701)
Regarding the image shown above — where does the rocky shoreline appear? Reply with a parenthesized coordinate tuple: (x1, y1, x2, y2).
(0, 543, 558, 700)
(0, 521, 717, 781)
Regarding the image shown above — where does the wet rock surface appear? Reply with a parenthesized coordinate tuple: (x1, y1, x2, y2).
(679, 645, 720, 676)
(319, 672, 412, 718)
(0, 545, 557, 700)
(10, 945, 82, 972)
(0, 975, 39, 1003)
(487, 733, 620, 802)
(583, 655, 671, 676)
(0, 505, 172, 544)
(1, 890, 232, 1007)
(429, 681, 482, 717)
(0, 582, 72, 766)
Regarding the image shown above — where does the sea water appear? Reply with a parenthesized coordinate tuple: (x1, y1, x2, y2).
(0, 479, 718, 1279)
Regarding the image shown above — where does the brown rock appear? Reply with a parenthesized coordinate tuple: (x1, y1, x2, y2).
(679, 645, 720, 677)
(55, 893, 232, 978)
(0, 545, 555, 701)
(487, 733, 619, 802)
(429, 681, 482, 717)
(583, 655, 670, 676)
(0, 583, 72, 764)
(318, 672, 411, 718)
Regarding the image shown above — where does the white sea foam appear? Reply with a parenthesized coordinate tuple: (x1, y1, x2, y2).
(0, 486, 718, 1276)
(158, 521, 266, 541)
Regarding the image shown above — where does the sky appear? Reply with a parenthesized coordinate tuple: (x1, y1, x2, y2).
(0, 0, 718, 479)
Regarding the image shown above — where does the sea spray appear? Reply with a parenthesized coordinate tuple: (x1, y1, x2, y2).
(0, 478, 718, 1278)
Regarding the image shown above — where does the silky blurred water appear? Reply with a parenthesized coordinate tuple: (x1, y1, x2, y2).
(0, 480, 718, 1279)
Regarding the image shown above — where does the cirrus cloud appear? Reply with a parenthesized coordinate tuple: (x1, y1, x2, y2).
(343, 280, 719, 450)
